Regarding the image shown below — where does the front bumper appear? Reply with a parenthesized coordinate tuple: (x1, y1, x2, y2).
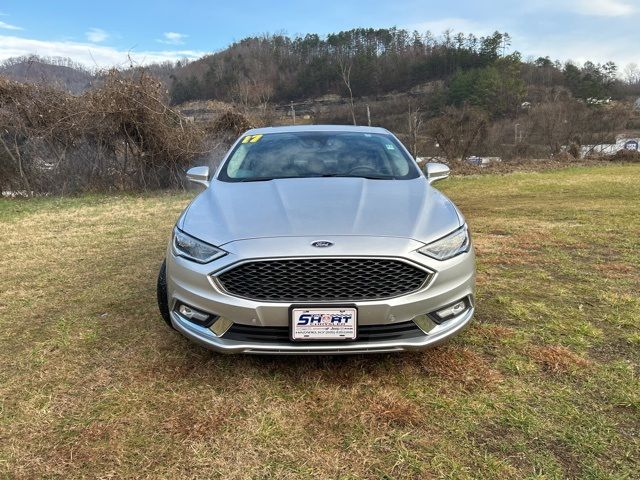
(166, 235, 475, 355)
(170, 304, 474, 354)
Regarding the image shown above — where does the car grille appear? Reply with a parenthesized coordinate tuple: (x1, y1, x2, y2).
(215, 258, 430, 302)
(222, 321, 425, 343)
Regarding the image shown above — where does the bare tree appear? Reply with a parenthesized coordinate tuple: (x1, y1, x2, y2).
(527, 94, 630, 158)
(254, 80, 273, 113)
(407, 103, 423, 157)
(624, 62, 640, 85)
(337, 55, 357, 125)
(528, 101, 577, 155)
(426, 105, 488, 162)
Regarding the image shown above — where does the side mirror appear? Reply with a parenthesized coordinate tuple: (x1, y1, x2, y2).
(424, 162, 450, 184)
(186, 166, 210, 187)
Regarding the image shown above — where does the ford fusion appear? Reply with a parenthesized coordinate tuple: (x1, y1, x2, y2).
(157, 125, 475, 354)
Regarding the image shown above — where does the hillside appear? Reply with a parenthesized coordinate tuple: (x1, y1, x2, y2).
(0, 55, 94, 93)
(3, 28, 640, 108)
(166, 29, 639, 111)
(2, 27, 640, 190)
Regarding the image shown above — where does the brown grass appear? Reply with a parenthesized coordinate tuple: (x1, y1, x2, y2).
(362, 389, 424, 427)
(528, 345, 591, 373)
(1, 165, 639, 479)
(417, 346, 503, 391)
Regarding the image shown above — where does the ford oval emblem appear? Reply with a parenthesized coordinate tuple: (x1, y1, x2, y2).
(311, 240, 334, 248)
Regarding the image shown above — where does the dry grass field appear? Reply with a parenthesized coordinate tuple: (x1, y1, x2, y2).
(1, 165, 638, 479)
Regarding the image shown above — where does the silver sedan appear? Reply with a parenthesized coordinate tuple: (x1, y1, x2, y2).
(157, 125, 475, 354)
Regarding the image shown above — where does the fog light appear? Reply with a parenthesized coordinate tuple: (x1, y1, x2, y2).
(179, 304, 210, 322)
(435, 300, 467, 320)
(210, 317, 233, 337)
(412, 313, 437, 334)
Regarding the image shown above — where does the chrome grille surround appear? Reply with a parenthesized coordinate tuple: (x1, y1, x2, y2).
(213, 257, 432, 302)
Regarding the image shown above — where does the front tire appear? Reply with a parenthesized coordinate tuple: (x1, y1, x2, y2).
(157, 259, 173, 329)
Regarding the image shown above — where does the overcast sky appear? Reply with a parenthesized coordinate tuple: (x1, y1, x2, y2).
(1, 0, 639, 71)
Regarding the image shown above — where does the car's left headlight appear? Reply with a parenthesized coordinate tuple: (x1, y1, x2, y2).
(172, 227, 227, 263)
(418, 225, 470, 260)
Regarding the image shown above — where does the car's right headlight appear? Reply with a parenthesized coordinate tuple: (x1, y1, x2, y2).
(172, 227, 226, 263)
(418, 225, 470, 260)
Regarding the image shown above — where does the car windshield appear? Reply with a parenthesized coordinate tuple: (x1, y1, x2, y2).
(217, 131, 420, 182)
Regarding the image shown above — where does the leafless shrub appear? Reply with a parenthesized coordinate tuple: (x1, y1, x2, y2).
(527, 97, 630, 157)
(567, 142, 581, 159)
(211, 110, 254, 136)
(197, 110, 258, 171)
(0, 70, 207, 195)
(608, 149, 640, 162)
(426, 105, 488, 162)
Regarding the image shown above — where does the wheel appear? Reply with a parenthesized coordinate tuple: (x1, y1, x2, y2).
(157, 259, 174, 329)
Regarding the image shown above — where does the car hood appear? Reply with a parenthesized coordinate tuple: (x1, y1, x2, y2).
(180, 177, 462, 246)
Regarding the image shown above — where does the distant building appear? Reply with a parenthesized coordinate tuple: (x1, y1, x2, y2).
(579, 137, 640, 157)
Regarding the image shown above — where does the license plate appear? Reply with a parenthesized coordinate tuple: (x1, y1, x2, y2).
(291, 307, 357, 341)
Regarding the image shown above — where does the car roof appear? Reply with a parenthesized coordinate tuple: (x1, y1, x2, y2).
(243, 125, 392, 135)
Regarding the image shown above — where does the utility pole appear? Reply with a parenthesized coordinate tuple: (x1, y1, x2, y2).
(290, 101, 296, 125)
(366, 104, 371, 126)
(514, 123, 520, 144)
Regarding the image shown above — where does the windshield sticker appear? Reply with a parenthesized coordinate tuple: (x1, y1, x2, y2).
(385, 143, 395, 150)
(242, 134, 263, 144)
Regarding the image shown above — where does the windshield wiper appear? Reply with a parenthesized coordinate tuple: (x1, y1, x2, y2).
(237, 174, 397, 182)
(315, 174, 397, 180)
(237, 176, 278, 182)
